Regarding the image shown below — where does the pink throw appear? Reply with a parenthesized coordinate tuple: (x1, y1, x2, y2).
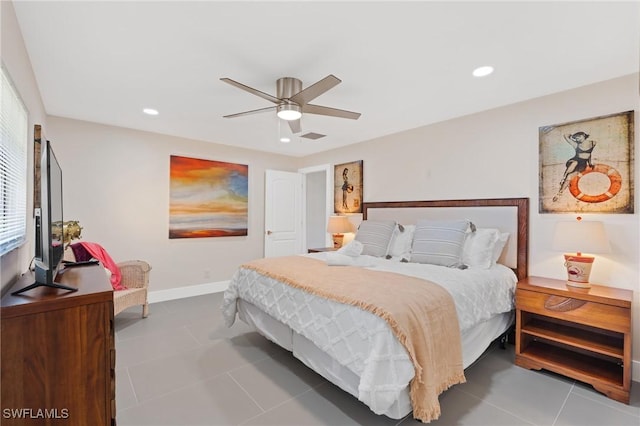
(79, 242, 126, 290)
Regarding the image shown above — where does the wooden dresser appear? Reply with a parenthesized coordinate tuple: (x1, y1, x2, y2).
(1, 265, 115, 425)
(515, 276, 632, 404)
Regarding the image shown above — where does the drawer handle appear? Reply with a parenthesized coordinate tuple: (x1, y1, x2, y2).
(544, 295, 586, 312)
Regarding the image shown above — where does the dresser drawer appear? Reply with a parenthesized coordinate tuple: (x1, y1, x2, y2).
(516, 289, 630, 333)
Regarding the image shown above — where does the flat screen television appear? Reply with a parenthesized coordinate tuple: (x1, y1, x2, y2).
(12, 139, 76, 295)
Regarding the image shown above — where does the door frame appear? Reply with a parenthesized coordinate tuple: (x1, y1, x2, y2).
(298, 164, 333, 249)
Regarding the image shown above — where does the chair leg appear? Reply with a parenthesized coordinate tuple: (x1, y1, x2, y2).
(142, 303, 149, 318)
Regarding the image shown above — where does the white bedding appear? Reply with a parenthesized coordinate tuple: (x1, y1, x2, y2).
(222, 253, 517, 418)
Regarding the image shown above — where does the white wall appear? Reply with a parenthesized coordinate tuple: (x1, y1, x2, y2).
(46, 117, 296, 291)
(0, 0, 48, 293)
(299, 73, 640, 365)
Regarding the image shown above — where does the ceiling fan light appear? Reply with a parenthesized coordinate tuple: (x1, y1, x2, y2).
(277, 104, 302, 121)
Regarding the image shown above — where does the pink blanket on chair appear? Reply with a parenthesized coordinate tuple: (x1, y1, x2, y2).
(78, 242, 126, 290)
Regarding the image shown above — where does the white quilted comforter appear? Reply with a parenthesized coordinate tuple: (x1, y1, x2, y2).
(222, 253, 517, 416)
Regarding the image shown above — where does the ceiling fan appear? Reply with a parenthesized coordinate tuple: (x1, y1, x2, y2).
(220, 74, 361, 136)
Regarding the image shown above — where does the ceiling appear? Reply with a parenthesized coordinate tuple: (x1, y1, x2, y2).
(12, 1, 640, 157)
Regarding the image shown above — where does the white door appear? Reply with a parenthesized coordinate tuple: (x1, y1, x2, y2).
(264, 170, 303, 257)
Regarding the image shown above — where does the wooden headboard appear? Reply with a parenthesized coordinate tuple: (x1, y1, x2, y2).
(362, 198, 529, 280)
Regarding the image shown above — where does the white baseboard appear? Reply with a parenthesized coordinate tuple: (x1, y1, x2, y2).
(148, 280, 229, 304)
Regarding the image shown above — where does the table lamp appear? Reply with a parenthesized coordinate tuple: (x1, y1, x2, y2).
(552, 217, 610, 288)
(327, 215, 352, 248)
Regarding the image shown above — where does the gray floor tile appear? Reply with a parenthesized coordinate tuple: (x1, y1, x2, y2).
(115, 368, 138, 411)
(570, 380, 640, 418)
(157, 293, 222, 315)
(153, 294, 222, 324)
(115, 305, 195, 341)
(186, 315, 254, 345)
(127, 334, 276, 402)
(400, 386, 534, 425)
(242, 381, 396, 426)
(460, 345, 573, 425)
(311, 381, 402, 426)
(229, 352, 327, 411)
(116, 326, 200, 368)
(555, 392, 639, 426)
(117, 373, 263, 426)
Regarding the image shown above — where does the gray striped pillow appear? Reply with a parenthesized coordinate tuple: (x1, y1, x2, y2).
(355, 220, 396, 257)
(410, 220, 470, 267)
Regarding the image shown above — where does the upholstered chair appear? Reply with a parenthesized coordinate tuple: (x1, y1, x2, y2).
(63, 248, 151, 318)
(114, 260, 152, 318)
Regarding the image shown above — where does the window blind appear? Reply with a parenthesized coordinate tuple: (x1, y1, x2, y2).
(0, 66, 28, 256)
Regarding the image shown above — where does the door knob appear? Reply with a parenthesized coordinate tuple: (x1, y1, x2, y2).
(266, 230, 272, 235)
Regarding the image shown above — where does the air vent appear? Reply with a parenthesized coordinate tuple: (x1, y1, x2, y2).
(300, 132, 326, 140)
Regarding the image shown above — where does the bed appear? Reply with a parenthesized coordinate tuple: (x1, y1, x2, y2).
(223, 198, 529, 422)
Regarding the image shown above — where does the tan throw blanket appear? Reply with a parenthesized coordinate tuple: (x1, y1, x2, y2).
(241, 256, 465, 423)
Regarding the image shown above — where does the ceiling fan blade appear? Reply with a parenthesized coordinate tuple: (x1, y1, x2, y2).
(289, 74, 341, 106)
(288, 119, 301, 134)
(302, 104, 361, 120)
(223, 106, 277, 119)
(220, 78, 281, 104)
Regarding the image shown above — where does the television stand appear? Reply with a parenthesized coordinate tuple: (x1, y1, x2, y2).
(1, 265, 116, 425)
(11, 280, 78, 296)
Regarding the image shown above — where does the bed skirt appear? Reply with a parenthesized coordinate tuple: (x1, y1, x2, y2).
(236, 299, 513, 419)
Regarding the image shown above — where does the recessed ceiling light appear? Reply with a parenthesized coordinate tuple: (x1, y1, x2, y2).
(472, 66, 494, 77)
(279, 137, 291, 143)
(143, 108, 159, 115)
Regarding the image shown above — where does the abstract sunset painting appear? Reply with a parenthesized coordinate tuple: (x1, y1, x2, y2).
(169, 155, 248, 238)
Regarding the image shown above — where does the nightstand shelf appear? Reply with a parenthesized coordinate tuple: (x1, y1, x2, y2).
(515, 276, 632, 404)
(521, 317, 624, 358)
(520, 341, 623, 387)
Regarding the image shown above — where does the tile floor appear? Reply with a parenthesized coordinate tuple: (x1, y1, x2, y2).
(114, 292, 639, 425)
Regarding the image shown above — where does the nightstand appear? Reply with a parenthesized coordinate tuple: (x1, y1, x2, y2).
(307, 247, 339, 253)
(515, 276, 633, 404)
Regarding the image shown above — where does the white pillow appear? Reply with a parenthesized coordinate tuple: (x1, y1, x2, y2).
(354, 220, 396, 257)
(492, 232, 510, 264)
(387, 224, 415, 259)
(410, 220, 469, 267)
(462, 228, 500, 269)
(337, 240, 363, 257)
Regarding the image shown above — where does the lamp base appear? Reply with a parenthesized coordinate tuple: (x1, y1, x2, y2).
(332, 233, 344, 248)
(563, 254, 594, 288)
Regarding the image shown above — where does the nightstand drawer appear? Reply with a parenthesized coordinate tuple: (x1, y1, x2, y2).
(516, 289, 630, 333)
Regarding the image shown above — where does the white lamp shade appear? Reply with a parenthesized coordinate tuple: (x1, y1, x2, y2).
(327, 215, 352, 234)
(552, 220, 610, 254)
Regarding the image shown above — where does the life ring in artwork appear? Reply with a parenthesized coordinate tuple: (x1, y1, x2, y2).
(568, 164, 622, 203)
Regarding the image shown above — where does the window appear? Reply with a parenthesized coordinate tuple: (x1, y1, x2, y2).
(0, 65, 28, 256)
